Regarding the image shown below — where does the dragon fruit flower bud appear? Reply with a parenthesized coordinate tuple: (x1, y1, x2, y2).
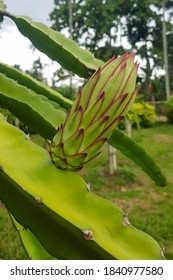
(50, 52, 139, 171)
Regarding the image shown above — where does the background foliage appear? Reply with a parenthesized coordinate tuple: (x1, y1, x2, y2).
(50, 0, 173, 100)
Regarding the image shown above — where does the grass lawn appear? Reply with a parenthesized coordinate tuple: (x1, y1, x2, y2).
(0, 122, 173, 259)
(81, 122, 173, 260)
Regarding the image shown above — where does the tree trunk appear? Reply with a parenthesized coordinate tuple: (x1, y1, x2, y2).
(106, 143, 117, 175)
(162, 0, 170, 99)
(125, 117, 132, 137)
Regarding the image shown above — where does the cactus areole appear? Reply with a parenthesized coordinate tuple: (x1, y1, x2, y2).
(50, 53, 139, 171)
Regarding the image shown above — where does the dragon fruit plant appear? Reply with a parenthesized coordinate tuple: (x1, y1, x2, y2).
(0, 1, 166, 260)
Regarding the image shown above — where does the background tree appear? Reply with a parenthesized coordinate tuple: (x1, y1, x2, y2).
(50, 0, 173, 99)
(25, 57, 48, 84)
(50, 0, 126, 60)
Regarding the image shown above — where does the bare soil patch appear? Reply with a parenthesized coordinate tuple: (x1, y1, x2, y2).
(153, 134, 173, 143)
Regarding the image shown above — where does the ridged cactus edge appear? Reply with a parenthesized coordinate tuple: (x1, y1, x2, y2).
(1, 11, 103, 78)
(0, 62, 73, 110)
(0, 114, 164, 260)
(11, 216, 56, 260)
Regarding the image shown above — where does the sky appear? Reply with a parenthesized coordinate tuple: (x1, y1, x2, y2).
(0, 0, 59, 84)
(0, 0, 165, 85)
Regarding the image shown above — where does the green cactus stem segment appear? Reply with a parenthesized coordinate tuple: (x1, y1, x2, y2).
(108, 129, 167, 186)
(50, 53, 139, 171)
(0, 62, 73, 109)
(1, 12, 103, 78)
(0, 72, 66, 139)
(11, 217, 56, 260)
(0, 114, 164, 259)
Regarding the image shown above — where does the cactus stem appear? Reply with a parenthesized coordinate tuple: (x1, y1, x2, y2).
(122, 212, 131, 226)
(82, 230, 94, 240)
(35, 197, 43, 204)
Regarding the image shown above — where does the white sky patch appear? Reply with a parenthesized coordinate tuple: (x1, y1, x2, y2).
(0, 21, 34, 68)
(3, 0, 54, 25)
(0, 0, 58, 85)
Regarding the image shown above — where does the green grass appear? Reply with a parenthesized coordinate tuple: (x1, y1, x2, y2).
(81, 122, 173, 259)
(0, 122, 173, 259)
(0, 202, 28, 259)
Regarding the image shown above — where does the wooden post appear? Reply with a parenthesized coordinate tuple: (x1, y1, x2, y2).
(125, 117, 132, 137)
(107, 143, 117, 175)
